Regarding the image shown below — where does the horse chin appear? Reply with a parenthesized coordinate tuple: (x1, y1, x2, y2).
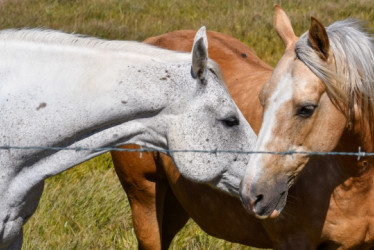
(254, 208, 282, 220)
(210, 171, 242, 197)
(254, 190, 287, 219)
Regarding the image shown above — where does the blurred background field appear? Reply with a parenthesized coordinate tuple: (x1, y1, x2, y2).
(0, 0, 372, 249)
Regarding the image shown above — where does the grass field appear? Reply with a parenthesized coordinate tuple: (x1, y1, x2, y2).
(1, 0, 373, 249)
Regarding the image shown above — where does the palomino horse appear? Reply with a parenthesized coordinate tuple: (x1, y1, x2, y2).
(0, 27, 257, 249)
(240, 5, 374, 248)
(114, 7, 374, 250)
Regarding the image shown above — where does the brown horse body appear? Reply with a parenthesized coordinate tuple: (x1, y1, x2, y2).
(112, 30, 272, 249)
(112, 28, 374, 249)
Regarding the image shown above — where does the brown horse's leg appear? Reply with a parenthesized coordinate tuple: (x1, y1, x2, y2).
(111, 145, 168, 250)
(152, 154, 190, 249)
(112, 146, 190, 250)
(161, 186, 190, 249)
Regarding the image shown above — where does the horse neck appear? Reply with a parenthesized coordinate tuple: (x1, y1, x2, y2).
(334, 117, 374, 177)
(293, 116, 374, 219)
(1, 38, 193, 174)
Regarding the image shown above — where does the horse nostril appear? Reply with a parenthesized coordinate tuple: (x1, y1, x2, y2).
(249, 194, 264, 209)
(254, 194, 264, 205)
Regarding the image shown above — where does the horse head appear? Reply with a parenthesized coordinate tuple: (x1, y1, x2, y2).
(240, 6, 374, 218)
(166, 27, 256, 194)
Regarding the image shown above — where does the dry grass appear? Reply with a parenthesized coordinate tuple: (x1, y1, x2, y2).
(0, 0, 372, 249)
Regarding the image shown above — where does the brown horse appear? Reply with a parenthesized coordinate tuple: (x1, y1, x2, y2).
(113, 7, 374, 249)
(111, 30, 273, 249)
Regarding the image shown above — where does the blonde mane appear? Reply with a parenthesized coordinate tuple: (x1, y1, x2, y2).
(295, 19, 374, 136)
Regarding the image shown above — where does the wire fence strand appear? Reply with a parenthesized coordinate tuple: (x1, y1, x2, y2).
(0, 145, 372, 159)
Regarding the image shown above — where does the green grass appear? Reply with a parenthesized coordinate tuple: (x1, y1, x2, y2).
(1, 0, 373, 248)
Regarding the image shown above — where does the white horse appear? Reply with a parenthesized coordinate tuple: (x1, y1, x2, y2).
(0, 27, 256, 249)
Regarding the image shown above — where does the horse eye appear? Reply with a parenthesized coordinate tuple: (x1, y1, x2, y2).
(297, 104, 317, 118)
(221, 116, 240, 127)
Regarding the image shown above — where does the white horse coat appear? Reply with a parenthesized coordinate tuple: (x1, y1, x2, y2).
(0, 28, 256, 248)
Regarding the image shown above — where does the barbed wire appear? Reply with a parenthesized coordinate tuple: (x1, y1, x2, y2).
(0, 145, 372, 160)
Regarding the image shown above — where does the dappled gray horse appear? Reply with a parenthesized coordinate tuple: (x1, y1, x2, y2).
(0, 27, 256, 249)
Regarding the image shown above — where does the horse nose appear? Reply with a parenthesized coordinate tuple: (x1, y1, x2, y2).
(253, 193, 264, 209)
(240, 180, 285, 219)
(241, 184, 266, 215)
(239, 180, 258, 214)
(250, 186, 272, 218)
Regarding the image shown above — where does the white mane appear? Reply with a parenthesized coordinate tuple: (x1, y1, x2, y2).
(0, 28, 224, 79)
(0, 28, 189, 62)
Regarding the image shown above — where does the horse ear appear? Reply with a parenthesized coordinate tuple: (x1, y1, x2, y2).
(274, 5, 298, 48)
(308, 17, 330, 61)
(191, 26, 208, 82)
